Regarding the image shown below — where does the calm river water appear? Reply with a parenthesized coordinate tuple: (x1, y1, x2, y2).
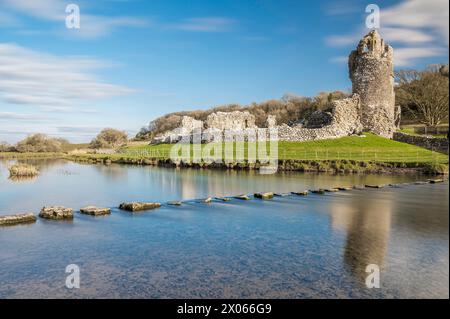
(0, 159, 448, 298)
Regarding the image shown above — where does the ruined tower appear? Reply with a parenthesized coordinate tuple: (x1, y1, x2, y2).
(349, 30, 396, 138)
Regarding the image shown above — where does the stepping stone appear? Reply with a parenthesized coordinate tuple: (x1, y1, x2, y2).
(274, 193, 290, 197)
(0, 213, 36, 226)
(311, 189, 326, 195)
(80, 206, 111, 216)
(168, 201, 182, 206)
(291, 191, 308, 196)
(203, 197, 213, 204)
(39, 206, 73, 220)
(414, 181, 428, 185)
(234, 195, 251, 200)
(429, 179, 444, 184)
(119, 202, 161, 212)
(325, 188, 340, 192)
(338, 187, 352, 191)
(254, 192, 274, 200)
(215, 197, 231, 202)
(365, 184, 385, 189)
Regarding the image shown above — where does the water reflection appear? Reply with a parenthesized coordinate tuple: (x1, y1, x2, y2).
(330, 195, 392, 283)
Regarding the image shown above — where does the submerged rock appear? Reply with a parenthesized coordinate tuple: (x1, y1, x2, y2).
(365, 184, 385, 189)
(119, 202, 161, 212)
(429, 179, 444, 184)
(80, 206, 111, 216)
(274, 193, 290, 197)
(39, 206, 73, 220)
(215, 197, 231, 202)
(168, 201, 182, 206)
(291, 191, 308, 196)
(254, 192, 274, 200)
(234, 195, 251, 200)
(0, 213, 36, 226)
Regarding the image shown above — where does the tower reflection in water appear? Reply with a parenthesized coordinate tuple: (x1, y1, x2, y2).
(330, 193, 393, 284)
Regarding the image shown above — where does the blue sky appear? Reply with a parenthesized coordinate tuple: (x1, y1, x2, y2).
(0, 0, 448, 143)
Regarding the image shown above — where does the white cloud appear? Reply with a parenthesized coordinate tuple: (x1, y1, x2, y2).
(325, 0, 449, 67)
(0, 112, 50, 120)
(168, 17, 236, 32)
(0, 0, 150, 38)
(0, 43, 133, 110)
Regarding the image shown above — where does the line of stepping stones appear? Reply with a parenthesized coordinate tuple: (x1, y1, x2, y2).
(0, 179, 446, 227)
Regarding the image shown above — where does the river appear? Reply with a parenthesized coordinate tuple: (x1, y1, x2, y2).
(0, 159, 448, 298)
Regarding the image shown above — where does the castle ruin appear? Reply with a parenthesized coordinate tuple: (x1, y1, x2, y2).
(349, 30, 397, 138)
(152, 30, 398, 144)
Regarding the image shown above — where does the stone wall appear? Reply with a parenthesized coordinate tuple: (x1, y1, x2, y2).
(349, 30, 396, 138)
(276, 95, 363, 141)
(393, 132, 449, 154)
(205, 111, 257, 130)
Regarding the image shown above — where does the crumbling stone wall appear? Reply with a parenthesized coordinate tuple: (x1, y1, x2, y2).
(276, 95, 362, 141)
(349, 30, 396, 138)
(205, 111, 257, 131)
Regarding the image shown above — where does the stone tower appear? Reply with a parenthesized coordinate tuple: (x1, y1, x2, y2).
(349, 30, 396, 138)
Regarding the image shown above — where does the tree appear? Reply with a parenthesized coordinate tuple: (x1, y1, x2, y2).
(395, 65, 449, 127)
(15, 134, 63, 153)
(90, 128, 128, 149)
(0, 141, 14, 152)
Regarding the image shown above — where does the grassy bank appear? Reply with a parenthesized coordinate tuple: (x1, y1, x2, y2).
(1, 134, 448, 174)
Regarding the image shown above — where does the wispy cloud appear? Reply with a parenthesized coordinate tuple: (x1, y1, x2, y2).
(0, 112, 50, 121)
(326, 0, 449, 67)
(0, 0, 150, 38)
(167, 17, 236, 32)
(0, 43, 133, 110)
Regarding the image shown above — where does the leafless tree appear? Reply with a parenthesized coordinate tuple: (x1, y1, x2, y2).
(396, 65, 449, 127)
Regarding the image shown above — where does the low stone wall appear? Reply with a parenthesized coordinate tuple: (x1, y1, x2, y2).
(393, 132, 449, 154)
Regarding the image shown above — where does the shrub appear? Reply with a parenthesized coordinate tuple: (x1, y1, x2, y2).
(0, 141, 14, 152)
(90, 128, 128, 149)
(15, 134, 63, 153)
(8, 164, 39, 177)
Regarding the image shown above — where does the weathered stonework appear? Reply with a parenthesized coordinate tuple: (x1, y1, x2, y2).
(349, 30, 396, 138)
(276, 95, 363, 141)
(205, 111, 256, 131)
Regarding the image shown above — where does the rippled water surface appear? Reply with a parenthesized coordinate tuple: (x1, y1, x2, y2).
(0, 159, 448, 298)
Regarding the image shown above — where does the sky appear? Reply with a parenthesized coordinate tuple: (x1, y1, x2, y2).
(0, 0, 448, 143)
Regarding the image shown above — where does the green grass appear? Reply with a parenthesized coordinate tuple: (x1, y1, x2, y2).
(120, 133, 448, 164)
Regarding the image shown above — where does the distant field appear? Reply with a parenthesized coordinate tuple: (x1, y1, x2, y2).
(120, 133, 448, 164)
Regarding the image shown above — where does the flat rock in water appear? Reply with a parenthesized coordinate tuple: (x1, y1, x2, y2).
(338, 187, 352, 191)
(119, 202, 161, 212)
(311, 189, 326, 194)
(168, 201, 182, 206)
(274, 193, 290, 197)
(215, 197, 231, 202)
(365, 184, 385, 189)
(234, 195, 251, 200)
(291, 191, 308, 196)
(203, 197, 213, 204)
(254, 192, 274, 200)
(325, 188, 340, 192)
(80, 206, 111, 216)
(0, 213, 36, 226)
(39, 206, 73, 220)
(429, 179, 444, 184)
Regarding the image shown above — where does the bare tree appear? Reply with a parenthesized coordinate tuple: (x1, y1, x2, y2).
(396, 65, 449, 127)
